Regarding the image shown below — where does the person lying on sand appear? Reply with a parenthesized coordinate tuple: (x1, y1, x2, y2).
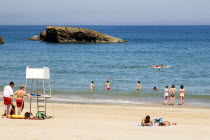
(141, 115, 153, 126)
(157, 121, 177, 126)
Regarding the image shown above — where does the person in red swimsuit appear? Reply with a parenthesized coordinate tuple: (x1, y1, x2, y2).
(150, 64, 163, 68)
(14, 85, 29, 115)
(3, 82, 15, 115)
(105, 81, 111, 91)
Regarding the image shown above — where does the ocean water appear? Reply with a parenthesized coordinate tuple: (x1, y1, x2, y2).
(0, 25, 210, 107)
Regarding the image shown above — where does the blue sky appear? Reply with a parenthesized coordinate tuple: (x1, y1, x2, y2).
(0, 0, 210, 25)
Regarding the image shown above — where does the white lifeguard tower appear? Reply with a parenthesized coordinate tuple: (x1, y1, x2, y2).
(25, 66, 55, 118)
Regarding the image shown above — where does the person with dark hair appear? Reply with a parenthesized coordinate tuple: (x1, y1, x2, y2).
(141, 115, 153, 126)
(169, 85, 177, 105)
(164, 85, 169, 105)
(89, 81, 95, 90)
(179, 85, 185, 105)
(153, 87, 159, 91)
(105, 80, 111, 90)
(2, 81, 14, 115)
(136, 81, 141, 91)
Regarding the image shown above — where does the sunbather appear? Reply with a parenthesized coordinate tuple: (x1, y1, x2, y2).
(157, 121, 177, 126)
(141, 115, 153, 126)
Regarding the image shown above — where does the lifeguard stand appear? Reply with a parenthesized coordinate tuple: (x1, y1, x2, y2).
(25, 66, 55, 118)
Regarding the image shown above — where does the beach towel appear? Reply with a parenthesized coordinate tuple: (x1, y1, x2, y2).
(136, 124, 155, 127)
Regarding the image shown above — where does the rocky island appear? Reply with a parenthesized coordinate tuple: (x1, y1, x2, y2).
(28, 26, 126, 43)
(0, 36, 5, 44)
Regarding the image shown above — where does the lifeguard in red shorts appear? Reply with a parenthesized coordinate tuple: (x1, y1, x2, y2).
(3, 82, 14, 115)
(14, 85, 29, 115)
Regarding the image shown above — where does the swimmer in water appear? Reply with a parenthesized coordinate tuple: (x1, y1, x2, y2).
(136, 81, 141, 91)
(89, 81, 94, 90)
(150, 64, 163, 68)
(153, 87, 159, 91)
(105, 80, 111, 91)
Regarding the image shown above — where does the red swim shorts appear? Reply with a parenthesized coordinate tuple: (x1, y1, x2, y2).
(16, 99, 24, 108)
(4, 97, 12, 105)
(106, 87, 110, 90)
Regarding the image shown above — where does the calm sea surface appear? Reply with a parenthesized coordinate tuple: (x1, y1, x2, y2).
(0, 25, 210, 107)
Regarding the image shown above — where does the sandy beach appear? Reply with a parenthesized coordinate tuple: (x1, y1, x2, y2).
(0, 101, 210, 140)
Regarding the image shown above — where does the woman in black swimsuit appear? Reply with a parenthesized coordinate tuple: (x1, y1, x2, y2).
(158, 121, 177, 126)
(169, 85, 177, 105)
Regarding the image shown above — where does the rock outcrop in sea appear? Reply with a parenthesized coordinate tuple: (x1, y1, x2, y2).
(0, 36, 5, 44)
(28, 26, 126, 43)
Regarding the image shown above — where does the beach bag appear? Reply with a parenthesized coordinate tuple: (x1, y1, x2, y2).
(154, 117, 162, 124)
(36, 112, 45, 119)
(25, 112, 31, 118)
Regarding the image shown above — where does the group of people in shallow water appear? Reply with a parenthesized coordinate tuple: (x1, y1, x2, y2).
(163, 85, 185, 105)
(89, 80, 185, 105)
(2, 82, 29, 116)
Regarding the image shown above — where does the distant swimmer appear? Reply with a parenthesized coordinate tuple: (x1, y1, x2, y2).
(150, 64, 171, 68)
(136, 81, 141, 91)
(89, 81, 94, 90)
(153, 87, 159, 91)
(105, 80, 111, 90)
(150, 64, 163, 68)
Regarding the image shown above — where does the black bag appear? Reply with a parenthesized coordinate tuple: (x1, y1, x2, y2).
(25, 112, 31, 118)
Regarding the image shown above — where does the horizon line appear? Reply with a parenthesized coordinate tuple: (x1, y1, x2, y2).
(0, 24, 210, 26)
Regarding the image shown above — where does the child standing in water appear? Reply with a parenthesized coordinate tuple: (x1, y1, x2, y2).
(169, 85, 177, 105)
(136, 81, 141, 91)
(105, 81, 111, 90)
(164, 85, 169, 105)
(179, 85, 185, 105)
(89, 81, 94, 90)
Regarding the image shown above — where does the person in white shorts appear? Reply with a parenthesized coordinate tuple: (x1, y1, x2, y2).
(164, 85, 169, 105)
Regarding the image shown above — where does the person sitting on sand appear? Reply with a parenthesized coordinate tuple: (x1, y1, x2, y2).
(105, 81, 111, 90)
(136, 81, 141, 91)
(153, 87, 159, 91)
(89, 81, 94, 90)
(179, 85, 185, 105)
(14, 85, 29, 115)
(150, 64, 163, 68)
(141, 115, 153, 126)
(157, 121, 177, 126)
